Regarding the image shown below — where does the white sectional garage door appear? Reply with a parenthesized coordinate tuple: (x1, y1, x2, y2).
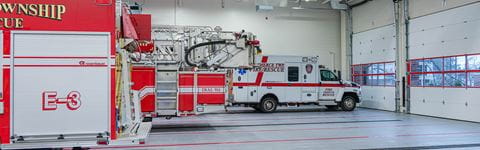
(352, 25, 397, 111)
(408, 3, 480, 122)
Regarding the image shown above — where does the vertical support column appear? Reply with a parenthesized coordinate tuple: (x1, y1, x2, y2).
(403, 0, 410, 113)
(341, 9, 353, 81)
(394, 0, 409, 113)
(393, 0, 401, 112)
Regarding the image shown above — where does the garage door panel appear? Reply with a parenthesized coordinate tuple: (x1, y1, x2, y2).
(353, 25, 396, 111)
(409, 2, 480, 122)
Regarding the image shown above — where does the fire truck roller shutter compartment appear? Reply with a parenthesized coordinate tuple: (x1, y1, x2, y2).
(12, 31, 111, 136)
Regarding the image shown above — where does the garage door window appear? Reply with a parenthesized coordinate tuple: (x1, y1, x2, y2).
(424, 73, 443, 87)
(444, 56, 466, 71)
(409, 53, 480, 88)
(467, 55, 480, 88)
(351, 61, 396, 87)
(467, 55, 480, 70)
(444, 73, 466, 87)
(468, 72, 480, 87)
(410, 74, 423, 86)
(424, 58, 443, 72)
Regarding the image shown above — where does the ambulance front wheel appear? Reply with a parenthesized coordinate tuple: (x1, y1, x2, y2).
(259, 97, 278, 113)
(340, 95, 357, 111)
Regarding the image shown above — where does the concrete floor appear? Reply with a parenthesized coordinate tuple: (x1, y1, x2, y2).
(97, 107, 480, 150)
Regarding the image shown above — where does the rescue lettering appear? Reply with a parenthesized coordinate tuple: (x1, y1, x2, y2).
(0, 3, 67, 29)
(252, 63, 285, 72)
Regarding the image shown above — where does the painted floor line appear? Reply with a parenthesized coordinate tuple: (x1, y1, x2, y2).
(150, 123, 437, 136)
(91, 131, 480, 149)
(91, 136, 370, 149)
(151, 119, 402, 131)
(156, 115, 394, 124)
(358, 143, 480, 150)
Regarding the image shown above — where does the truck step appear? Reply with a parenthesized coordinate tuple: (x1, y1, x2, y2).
(286, 103, 299, 107)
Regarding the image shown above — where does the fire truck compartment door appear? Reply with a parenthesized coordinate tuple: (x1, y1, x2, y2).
(0, 31, 3, 99)
(318, 70, 340, 101)
(301, 63, 317, 102)
(12, 32, 111, 136)
(131, 66, 156, 113)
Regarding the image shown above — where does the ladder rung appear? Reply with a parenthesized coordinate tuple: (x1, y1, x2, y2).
(157, 90, 177, 93)
(157, 97, 177, 100)
(157, 81, 177, 83)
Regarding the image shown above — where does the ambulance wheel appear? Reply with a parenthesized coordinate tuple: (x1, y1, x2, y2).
(340, 95, 357, 111)
(259, 97, 277, 113)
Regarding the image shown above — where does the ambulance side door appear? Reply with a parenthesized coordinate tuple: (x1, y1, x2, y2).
(318, 70, 341, 100)
(233, 69, 249, 102)
(301, 63, 317, 102)
(247, 70, 259, 102)
(284, 63, 302, 102)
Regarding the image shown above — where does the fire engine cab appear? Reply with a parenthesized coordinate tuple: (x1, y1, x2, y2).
(229, 55, 362, 112)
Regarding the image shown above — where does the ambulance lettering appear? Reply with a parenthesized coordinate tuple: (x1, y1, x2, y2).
(322, 88, 335, 97)
(252, 63, 285, 72)
(42, 91, 82, 111)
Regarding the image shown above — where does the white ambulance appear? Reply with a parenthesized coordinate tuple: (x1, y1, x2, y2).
(228, 55, 362, 112)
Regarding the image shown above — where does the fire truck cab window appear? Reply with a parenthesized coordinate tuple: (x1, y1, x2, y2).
(288, 66, 299, 82)
(320, 70, 339, 81)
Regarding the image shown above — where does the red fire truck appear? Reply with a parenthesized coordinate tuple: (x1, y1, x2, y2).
(0, 0, 150, 149)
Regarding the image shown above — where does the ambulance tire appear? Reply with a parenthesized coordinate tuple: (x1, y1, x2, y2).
(259, 97, 278, 113)
(340, 95, 357, 111)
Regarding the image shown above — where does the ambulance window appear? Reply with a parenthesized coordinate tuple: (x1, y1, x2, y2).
(288, 66, 299, 82)
(320, 70, 339, 81)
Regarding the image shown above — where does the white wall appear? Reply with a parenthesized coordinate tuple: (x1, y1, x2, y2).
(409, 2, 480, 122)
(138, 0, 342, 70)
